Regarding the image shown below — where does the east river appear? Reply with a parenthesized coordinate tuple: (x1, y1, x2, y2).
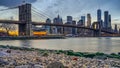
(0, 37, 120, 53)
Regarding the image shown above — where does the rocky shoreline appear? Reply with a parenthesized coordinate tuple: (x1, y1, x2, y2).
(0, 45, 120, 68)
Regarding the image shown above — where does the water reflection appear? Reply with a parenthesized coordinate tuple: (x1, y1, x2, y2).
(97, 38, 112, 53)
(0, 38, 119, 53)
(20, 40, 32, 48)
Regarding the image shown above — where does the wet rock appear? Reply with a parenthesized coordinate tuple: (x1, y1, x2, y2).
(47, 61, 64, 68)
(6, 49, 11, 53)
(0, 59, 9, 65)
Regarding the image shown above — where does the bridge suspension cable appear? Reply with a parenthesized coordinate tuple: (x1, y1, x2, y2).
(32, 6, 53, 18)
(0, 7, 18, 11)
(32, 9, 49, 19)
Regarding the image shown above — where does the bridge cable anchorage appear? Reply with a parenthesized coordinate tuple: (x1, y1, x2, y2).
(32, 6, 52, 18)
(0, 6, 18, 11)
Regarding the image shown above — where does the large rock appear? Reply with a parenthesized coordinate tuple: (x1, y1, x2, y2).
(0, 59, 9, 65)
(47, 61, 64, 68)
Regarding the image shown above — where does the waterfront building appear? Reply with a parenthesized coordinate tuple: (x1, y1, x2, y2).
(108, 14, 112, 29)
(67, 16, 73, 24)
(65, 16, 73, 34)
(87, 13, 91, 27)
(53, 15, 63, 34)
(97, 9, 103, 28)
(77, 20, 83, 26)
(77, 20, 84, 35)
(72, 20, 77, 35)
(97, 9, 102, 22)
(81, 16, 85, 26)
(45, 18, 51, 34)
(104, 11, 109, 29)
(114, 24, 118, 33)
(53, 18, 58, 34)
(119, 28, 120, 34)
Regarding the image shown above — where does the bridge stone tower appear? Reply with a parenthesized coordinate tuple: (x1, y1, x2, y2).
(19, 3, 32, 36)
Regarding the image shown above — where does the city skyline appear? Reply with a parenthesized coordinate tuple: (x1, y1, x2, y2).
(0, 0, 120, 25)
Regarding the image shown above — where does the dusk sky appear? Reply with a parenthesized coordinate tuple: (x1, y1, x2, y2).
(0, 0, 120, 26)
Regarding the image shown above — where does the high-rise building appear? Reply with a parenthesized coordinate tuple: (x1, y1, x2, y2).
(77, 20, 83, 26)
(45, 18, 51, 34)
(97, 9, 102, 22)
(87, 13, 91, 27)
(53, 15, 63, 34)
(104, 11, 109, 29)
(64, 16, 73, 34)
(119, 28, 120, 34)
(67, 16, 73, 24)
(114, 24, 118, 33)
(108, 14, 112, 29)
(72, 20, 77, 35)
(97, 9, 103, 28)
(81, 16, 85, 26)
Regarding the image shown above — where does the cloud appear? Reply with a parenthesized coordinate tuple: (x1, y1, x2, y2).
(0, 0, 37, 7)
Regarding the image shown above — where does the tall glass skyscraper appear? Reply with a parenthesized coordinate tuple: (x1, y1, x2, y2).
(104, 11, 109, 29)
(81, 16, 85, 26)
(87, 13, 91, 27)
(67, 16, 73, 24)
(45, 18, 51, 34)
(97, 9, 102, 22)
(108, 14, 112, 29)
(97, 9, 102, 28)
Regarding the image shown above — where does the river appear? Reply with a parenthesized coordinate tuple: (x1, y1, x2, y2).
(0, 37, 120, 53)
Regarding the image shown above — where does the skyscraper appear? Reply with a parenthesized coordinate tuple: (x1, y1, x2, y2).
(72, 20, 77, 35)
(81, 16, 85, 26)
(67, 16, 72, 24)
(108, 14, 112, 29)
(114, 24, 118, 33)
(77, 20, 83, 26)
(97, 9, 103, 28)
(87, 13, 91, 27)
(53, 15, 63, 34)
(97, 9, 102, 22)
(65, 16, 73, 34)
(104, 11, 109, 29)
(45, 18, 51, 34)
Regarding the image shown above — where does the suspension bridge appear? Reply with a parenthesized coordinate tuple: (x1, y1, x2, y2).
(0, 3, 118, 37)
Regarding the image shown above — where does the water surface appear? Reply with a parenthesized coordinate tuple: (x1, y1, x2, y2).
(0, 37, 120, 53)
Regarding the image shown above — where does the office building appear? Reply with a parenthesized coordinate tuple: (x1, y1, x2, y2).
(104, 11, 109, 29)
(45, 18, 51, 34)
(87, 13, 91, 27)
(77, 20, 83, 26)
(114, 24, 118, 33)
(72, 20, 77, 35)
(67, 16, 73, 24)
(97, 9, 103, 28)
(53, 15, 63, 34)
(81, 16, 85, 26)
(108, 14, 112, 29)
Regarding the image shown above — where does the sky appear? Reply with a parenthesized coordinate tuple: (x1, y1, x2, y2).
(0, 0, 120, 26)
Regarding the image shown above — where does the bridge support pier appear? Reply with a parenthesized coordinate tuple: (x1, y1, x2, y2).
(18, 3, 32, 36)
(93, 30, 101, 37)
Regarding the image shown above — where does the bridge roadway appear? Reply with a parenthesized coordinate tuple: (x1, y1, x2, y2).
(0, 20, 116, 34)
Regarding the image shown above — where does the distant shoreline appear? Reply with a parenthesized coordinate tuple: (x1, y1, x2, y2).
(0, 36, 120, 40)
(0, 36, 65, 40)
